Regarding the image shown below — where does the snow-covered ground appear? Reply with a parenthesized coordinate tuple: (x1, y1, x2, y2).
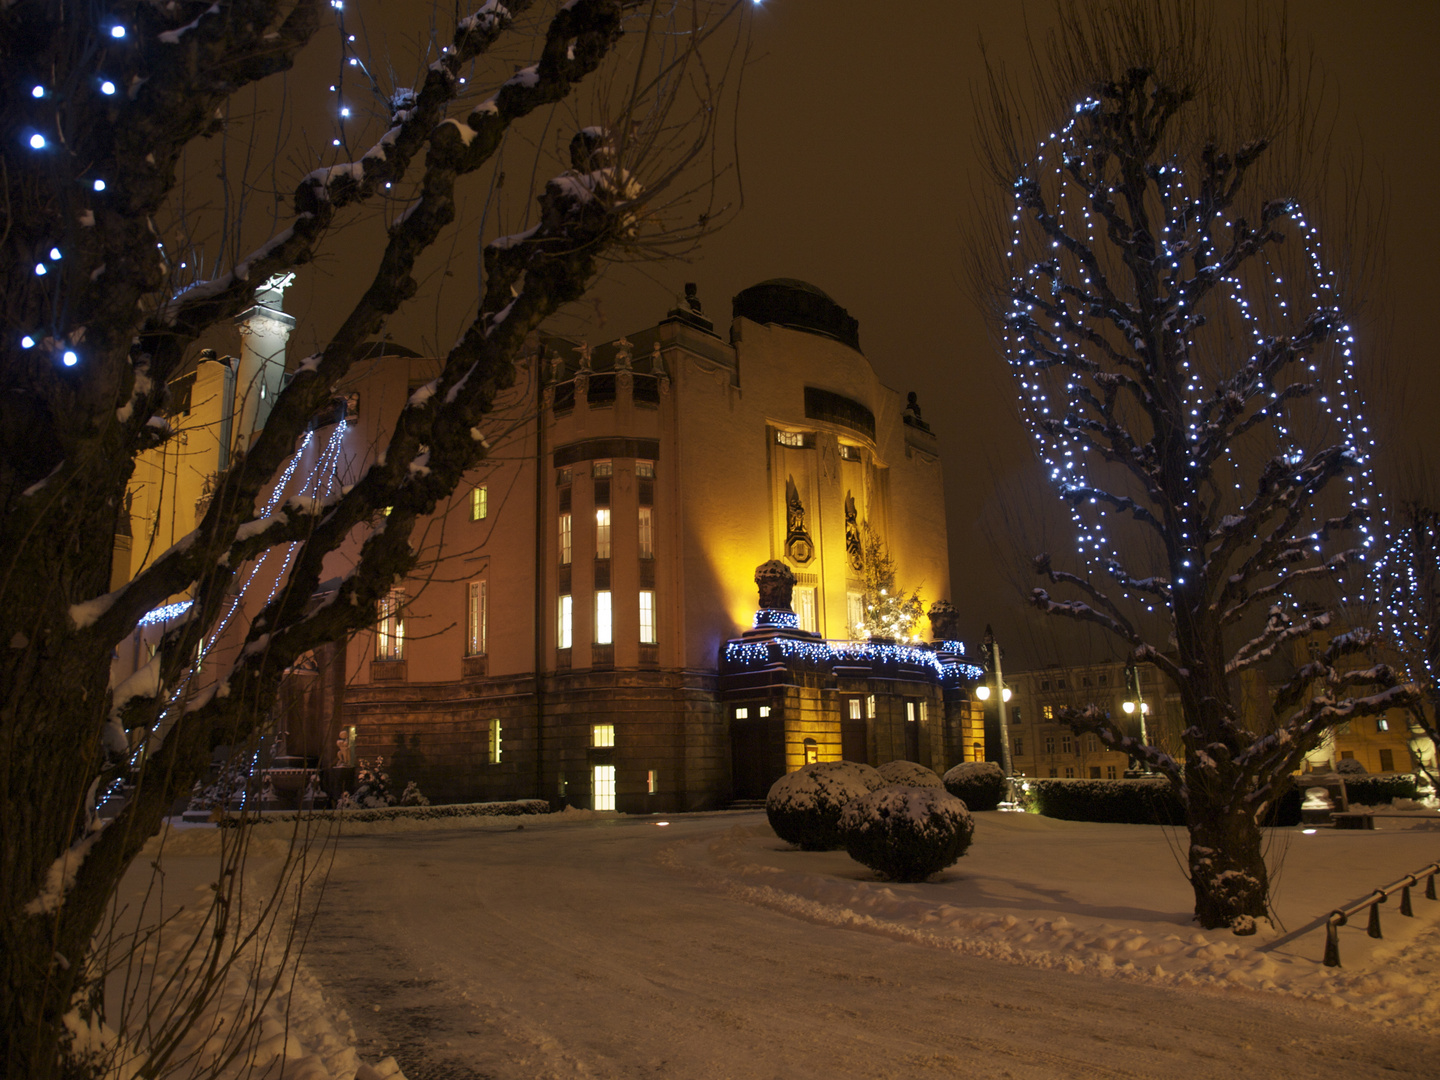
(128, 809, 1440, 1078)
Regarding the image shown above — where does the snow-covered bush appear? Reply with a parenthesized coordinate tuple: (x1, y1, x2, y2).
(400, 780, 430, 807)
(766, 761, 884, 850)
(839, 786, 974, 882)
(942, 760, 1006, 812)
(1343, 774, 1419, 805)
(1335, 757, 1368, 776)
(1030, 778, 1183, 824)
(348, 757, 399, 808)
(876, 760, 942, 788)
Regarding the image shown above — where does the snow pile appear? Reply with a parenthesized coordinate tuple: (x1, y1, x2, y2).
(875, 760, 942, 788)
(683, 812, 1440, 1027)
(942, 760, 1006, 811)
(766, 761, 883, 851)
(839, 786, 974, 882)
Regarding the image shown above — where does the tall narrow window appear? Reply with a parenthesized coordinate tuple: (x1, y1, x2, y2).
(796, 586, 817, 634)
(559, 512, 573, 565)
(595, 590, 613, 645)
(470, 484, 488, 521)
(593, 764, 616, 811)
(919, 701, 928, 724)
(847, 591, 864, 637)
(488, 719, 502, 763)
(1061, 734, 1073, 754)
(1015, 736, 1024, 756)
(638, 506, 654, 559)
(376, 588, 405, 660)
(647, 769, 658, 794)
(866, 694, 876, 719)
(595, 507, 612, 559)
(466, 581, 487, 656)
(639, 590, 656, 644)
(557, 594, 573, 649)
(848, 698, 862, 721)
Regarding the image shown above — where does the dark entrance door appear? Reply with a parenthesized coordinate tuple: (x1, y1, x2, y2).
(731, 718, 776, 799)
(904, 709, 920, 762)
(841, 716, 868, 763)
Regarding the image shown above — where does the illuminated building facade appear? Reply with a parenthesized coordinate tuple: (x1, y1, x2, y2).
(122, 278, 987, 811)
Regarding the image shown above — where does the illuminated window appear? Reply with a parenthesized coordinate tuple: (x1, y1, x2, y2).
(559, 512, 572, 565)
(759, 706, 771, 717)
(1043, 705, 1054, 720)
(557, 594, 573, 649)
(919, 701, 928, 724)
(593, 460, 613, 478)
(848, 698, 862, 721)
(847, 591, 864, 637)
(636, 460, 655, 478)
(488, 719, 502, 763)
(595, 507, 611, 559)
(1377, 717, 1390, 732)
(804, 737, 819, 764)
(776, 430, 805, 447)
(376, 587, 405, 660)
(973, 741, 984, 762)
(796, 586, 817, 634)
(466, 581, 487, 656)
(638, 506, 654, 558)
(647, 769, 657, 794)
(639, 590, 656, 644)
(592, 723, 615, 747)
(595, 590, 613, 645)
(1061, 734, 1072, 754)
(593, 764, 615, 811)
(1015, 736, 1023, 756)
(866, 694, 876, 719)
(735, 707, 749, 719)
(470, 484, 488, 521)
(906, 701, 917, 723)
(838, 444, 860, 461)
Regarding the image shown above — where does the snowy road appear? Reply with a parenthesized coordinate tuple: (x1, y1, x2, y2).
(301, 812, 1440, 1080)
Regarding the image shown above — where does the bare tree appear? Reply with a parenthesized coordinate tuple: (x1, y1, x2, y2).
(973, 0, 1415, 931)
(0, 1, 746, 1075)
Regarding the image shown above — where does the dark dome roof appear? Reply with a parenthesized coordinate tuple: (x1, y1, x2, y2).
(732, 279, 860, 352)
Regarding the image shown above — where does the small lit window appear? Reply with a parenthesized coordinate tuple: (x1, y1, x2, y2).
(593, 764, 615, 811)
(919, 701, 927, 724)
(595, 590, 613, 645)
(489, 719, 502, 763)
(735, 707, 749, 720)
(638, 506, 654, 559)
(866, 694, 876, 719)
(906, 701, 917, 723)
(839, 444, 860, 461)
(376, 587, 405, 660)
(647, 769, 657, 794)
(775, 430, 805, 447)
(636, 460, 655, 478)
(466, 581, 487, 656)
(974, 742, 984, 762)
(559, 512, 573, 565)
(639, 590, 657, 644)
(593, 723, 615, 747)
(804, 737, 819, 765)
(848, 699, 862, 721)
(796, 586, 817, 633)
(470, 484, 488, 521)
(759, 706, 771, 718)
(557, 594, 573, 649)
(595, 507, 611, 559)
(593, 460, 613, 478)
(1043, 705, 1054, 720)
(1377, 717, 1390, 732)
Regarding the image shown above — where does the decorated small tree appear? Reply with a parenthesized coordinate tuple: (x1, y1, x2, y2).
(852, 523, 923, 642)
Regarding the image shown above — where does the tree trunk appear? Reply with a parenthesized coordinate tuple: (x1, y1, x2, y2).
(1186, 791, 1269, 931)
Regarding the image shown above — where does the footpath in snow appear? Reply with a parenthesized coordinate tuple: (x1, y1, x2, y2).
(665, 809, 1440, 1028)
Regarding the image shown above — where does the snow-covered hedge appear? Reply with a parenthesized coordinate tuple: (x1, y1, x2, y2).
(1342, 774, 1419, 805)
(216, 798, 550, 827)
(876, 760, 942, 788)
(766, 761, 885, 850)
(942, 761, 1006, 811)
(1030, 778, 1183, 824)
(839, 786, 974, 882)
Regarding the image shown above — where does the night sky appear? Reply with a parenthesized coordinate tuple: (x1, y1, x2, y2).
(268, 1, 1439, 667)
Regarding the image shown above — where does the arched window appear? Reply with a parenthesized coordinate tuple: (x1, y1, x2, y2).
(803, 737, 819, 765)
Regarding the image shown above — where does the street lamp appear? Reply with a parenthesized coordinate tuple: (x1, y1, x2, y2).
(980, 625, 1015, 792)
(1121, 660, 1150, 775)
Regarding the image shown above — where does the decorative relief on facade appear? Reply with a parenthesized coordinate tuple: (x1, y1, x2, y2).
(784, 475, 814, 564)
(575, 371, 588, 403)
(845, 491, 863, 571)
(614, 337, 633, 372)
(577, 341, 593, 370)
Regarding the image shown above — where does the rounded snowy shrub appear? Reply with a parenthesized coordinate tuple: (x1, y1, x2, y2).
(766, 761, 885, 850)
(1335, 757, 1368, 776)
(876, 760, 942, 788)
(943, 760, 1007, 812)
(839, 786, 975, 882)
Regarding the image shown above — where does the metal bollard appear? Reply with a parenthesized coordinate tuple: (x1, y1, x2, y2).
(1367, 891, 1387, 939)
(1428, 869, 1438, 902)
(1401, 876, 1415, 917)
(1324, 911, 1346, 967)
